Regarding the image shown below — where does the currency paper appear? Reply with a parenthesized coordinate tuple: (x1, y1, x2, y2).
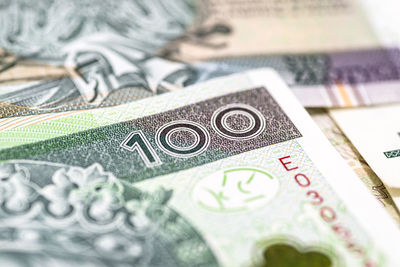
(2, 0, 400, 111)
(309, 109, 400, 223)
(0, 1, 196, 117)
(0, 35, 195, 118)
(330, 105, 400, 208)
(2, 100, 399, 225)
(162, 0, 400, 107)
(0, 69, 399, 266)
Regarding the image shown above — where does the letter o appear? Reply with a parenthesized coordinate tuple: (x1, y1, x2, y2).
(294, 173, 311, 187)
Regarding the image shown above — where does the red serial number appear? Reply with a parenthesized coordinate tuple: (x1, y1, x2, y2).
(279, 155, 376, 267)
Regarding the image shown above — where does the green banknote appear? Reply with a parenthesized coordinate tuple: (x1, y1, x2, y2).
(0, 69, 399, 266)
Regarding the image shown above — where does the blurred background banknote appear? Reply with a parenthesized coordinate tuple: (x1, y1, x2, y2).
(309, 108, 400, 223)
(163, 0, 400, 107)
(1, 0, 400, 119)
(330, 104, 400, 209)
(1, 69, 400, 266)
(0, 0, 197, 118)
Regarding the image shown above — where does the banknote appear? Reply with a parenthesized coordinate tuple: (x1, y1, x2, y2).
(0, 1, 196, 60)
(160, 0, 400, 107)
(0, 35, 195, 118)
(1, 93, 399, 227)
(308, 108, 400, 223)
(2, 0, 400, 115)
(0, 69, 399, 266)
(330, 105, 400, 209)
(3, 100, 398, 225)
(162, 0, 380, 60)
(193, 49, 400, 107)
(0, 49, 68, 85)
(0, 0, 196, 117)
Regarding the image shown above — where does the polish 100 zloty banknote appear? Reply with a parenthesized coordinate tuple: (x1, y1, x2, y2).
(0, 69, 399, 266)
(2, 84, 399, 225)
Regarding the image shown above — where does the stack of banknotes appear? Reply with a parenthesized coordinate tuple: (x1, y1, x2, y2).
(1, 0, 400, 266)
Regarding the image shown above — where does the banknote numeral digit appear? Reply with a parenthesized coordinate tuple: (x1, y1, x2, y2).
(294, 173, 311, 187)
(306, 190, 323, 205)
(320, 206, 337, 223)
(120, 130, 162, 167)
(211, 104, 265, 140)
(156, 120, 210, 158)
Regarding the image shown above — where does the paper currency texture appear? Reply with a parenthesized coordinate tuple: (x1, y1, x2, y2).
(162, 0, 400, 107)
(0, 0, 196, 117)
(1, 0, 400, 113)
(309, 108, 400, 223)
(330, 105, 400, 209)
(0, 69, 399, 266)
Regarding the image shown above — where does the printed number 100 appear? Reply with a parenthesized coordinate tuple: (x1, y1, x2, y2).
(120, 104, 266, 167)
